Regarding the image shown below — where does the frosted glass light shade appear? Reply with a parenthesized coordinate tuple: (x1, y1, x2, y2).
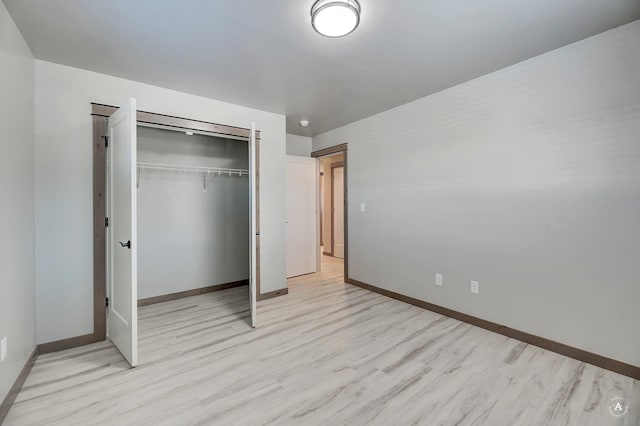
(311, 0, 361, 38)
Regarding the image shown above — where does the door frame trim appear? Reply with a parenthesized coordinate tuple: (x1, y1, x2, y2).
(311, 144, 348, 279)
(330, 161, 345, 257)
(91, 103, 261, 344)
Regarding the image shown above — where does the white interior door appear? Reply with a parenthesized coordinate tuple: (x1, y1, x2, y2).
(248, 122, 257, 327)
(333, 166, 345, 259)
(286, 156, 318, 277)
(108, 98, 138, 367)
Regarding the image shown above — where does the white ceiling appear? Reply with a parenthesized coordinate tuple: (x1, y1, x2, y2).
(4, 0, 640, 136)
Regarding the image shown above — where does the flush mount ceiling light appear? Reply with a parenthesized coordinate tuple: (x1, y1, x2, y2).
(299, 119, 310, 127)
(311, 0, 361, 38)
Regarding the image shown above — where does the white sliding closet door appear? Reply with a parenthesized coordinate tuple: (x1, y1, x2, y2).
(249, 122, 257, 327)
(107, 98, 138, 367)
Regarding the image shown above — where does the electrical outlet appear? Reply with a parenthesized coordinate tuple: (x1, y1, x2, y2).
(360, 203, 366, 212)
(1, 337, 7, 362)
(435, 273, 443, 286)
(471, 281, 480, 295)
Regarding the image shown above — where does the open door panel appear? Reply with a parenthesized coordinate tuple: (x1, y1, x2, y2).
(249, 122, 257, 327)
(107, 98, 138, 367)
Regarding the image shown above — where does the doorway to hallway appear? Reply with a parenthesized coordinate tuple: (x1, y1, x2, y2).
(320, 154, 344, 260)
(312, 143, 348, 281)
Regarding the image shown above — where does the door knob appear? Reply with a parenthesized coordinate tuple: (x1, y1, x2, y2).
(119, 240, 131, 249)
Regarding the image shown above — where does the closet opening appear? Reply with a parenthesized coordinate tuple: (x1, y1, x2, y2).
(91, 102, 260, 366)
(134, 125, 250, 304)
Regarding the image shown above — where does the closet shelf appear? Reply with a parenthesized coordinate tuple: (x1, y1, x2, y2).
(136, 162, 248, 177)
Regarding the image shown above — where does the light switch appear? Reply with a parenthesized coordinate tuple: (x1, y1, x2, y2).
(360, 203, 366, 212)
(435, 273, 443, 286)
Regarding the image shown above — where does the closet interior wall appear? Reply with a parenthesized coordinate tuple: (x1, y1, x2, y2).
(136, 126, 249, 300)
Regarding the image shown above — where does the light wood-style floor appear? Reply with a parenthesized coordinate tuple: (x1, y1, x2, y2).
(5, 256, 639, 425)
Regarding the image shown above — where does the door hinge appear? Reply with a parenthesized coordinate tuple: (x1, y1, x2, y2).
(105, 297, 109, 308)
(102, 135, 109, 148)
(105, 217, 109, 227)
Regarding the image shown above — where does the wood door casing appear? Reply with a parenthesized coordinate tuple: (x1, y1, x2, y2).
(312, 145, 349, 280)
(330, 162, 345, 259)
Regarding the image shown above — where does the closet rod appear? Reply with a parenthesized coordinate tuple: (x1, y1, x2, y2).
(137, 162, 248, 177)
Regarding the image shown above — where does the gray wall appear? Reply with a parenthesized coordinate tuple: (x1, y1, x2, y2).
(34, 60, 286, 344)
(313, 21, 640, 367)
(0, 2, 36, 403)
(137, 127, 249, 299)
(286, 134, 312, 157)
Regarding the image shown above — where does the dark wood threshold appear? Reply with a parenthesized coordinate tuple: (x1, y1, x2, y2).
(138, 280, 248, 307)
(258, 288, 289, 301)
(287, 271, 317, 279)
(0, 347, 38, 424)
(323, 253, 346, 262)
(346, 277, 640, 380)
(37, 333, 96, 355)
